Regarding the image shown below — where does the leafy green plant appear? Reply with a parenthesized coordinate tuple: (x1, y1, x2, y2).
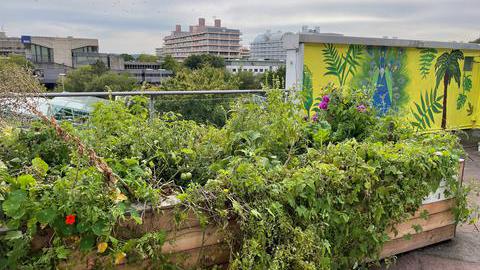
(457, 74, 473, 110)
(322, 44, 364, 86)
(410, 88, 443, 129)
(419, 48, 438, 79)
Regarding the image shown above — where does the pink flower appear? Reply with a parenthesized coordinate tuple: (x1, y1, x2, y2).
(319, 101, 328, 110)
(356, 105, 367, 113)
(322, 95, 330, 103)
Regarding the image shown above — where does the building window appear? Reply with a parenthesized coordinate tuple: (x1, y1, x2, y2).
(30, 44, 53, 63)
(254, 69, 258, 72)
(464, 57, 473, 71)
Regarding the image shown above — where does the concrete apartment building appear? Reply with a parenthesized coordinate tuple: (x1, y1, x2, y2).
(250, 30, 292, 61)
(163, 18, 241, 61)
(0, 32, 25, 57)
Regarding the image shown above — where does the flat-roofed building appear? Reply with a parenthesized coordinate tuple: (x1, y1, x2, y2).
(225, 59, 284, 74)
(250, 30, 291, 61)
(0, 31, 25, 57)
(163, 18, 241, 61)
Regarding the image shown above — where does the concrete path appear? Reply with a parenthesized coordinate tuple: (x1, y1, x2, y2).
(378, 146, 480, 269)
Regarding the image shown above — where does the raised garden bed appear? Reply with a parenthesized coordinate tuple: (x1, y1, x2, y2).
(57, 160, 464, 269)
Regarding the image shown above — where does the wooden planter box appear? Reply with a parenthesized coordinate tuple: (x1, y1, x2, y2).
(61, 159, 465, 269)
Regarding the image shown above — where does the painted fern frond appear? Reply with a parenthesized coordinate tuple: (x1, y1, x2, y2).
(419, 48, 437, 79)
(322, 44, 343, 84)
(410, 88, 443, 129)
(342, 44, 364, 85)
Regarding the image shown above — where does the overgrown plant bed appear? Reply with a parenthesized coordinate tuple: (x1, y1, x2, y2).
(0, 87, 475, 269)
(27, 159, 461, 269)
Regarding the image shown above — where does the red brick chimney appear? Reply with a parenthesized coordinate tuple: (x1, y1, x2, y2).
(214, 19, 221, 27)
(198, 18, 205, 27)
(175, 24, 181, 32)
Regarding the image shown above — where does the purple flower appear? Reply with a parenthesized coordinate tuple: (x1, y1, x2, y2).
(312, 113, 319, 122)
(319, 101, 328, 110)
(322, 95, 330, 103)
(356, 104, 367, 113)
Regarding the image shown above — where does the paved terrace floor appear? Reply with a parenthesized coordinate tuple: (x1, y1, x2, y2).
(378, 145, 480, 270)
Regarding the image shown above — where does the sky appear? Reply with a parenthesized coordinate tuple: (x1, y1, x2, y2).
(1, 0, 479, 54)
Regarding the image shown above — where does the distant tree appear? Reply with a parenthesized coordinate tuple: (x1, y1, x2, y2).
(61, 66, 96, 92)
(87, 72, 136, 92)
(137, 54, 158, 63)
(60, 66, 136, 92)
(90, 60, 109, 76)
(183, 54, 225, 69)
(161, 65, 238, 90)
(158, 65, 240, 126)
(236, 71, 262, 89)
(161, 55, 180, 73)
(120, 53, 135, 62)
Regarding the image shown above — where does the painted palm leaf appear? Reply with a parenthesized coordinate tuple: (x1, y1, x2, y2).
(322, 43, 363, 86)
(434, 50, 464, 90)
(419, 48, 437, 79)
(410, 88, 443, 129)
(322, 44, 343, 85)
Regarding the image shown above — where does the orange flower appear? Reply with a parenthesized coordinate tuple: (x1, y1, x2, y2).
(65, 214, 76, 225)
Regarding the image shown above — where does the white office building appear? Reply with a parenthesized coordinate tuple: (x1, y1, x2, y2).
(250, 30, 291, 61)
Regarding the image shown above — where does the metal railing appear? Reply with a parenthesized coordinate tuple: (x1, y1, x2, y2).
(24, 89, 268, 120)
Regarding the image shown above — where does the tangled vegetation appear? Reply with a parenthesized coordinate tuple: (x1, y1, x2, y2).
(0, 81, 474, 269)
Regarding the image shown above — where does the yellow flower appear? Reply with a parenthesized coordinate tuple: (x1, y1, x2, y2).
(97, 242, 108, 253)
(114, 252, 127, 265)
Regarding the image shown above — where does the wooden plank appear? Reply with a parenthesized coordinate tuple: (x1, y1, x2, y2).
(380, 224, 456, 258)
(169, 243, 230, 268)
(115, 208, 201, 239)
(387, 210, 454, 240)
(162, 225, 225, 254)
(411, 199, 454, 219)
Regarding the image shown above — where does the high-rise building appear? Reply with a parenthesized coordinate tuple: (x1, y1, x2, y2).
(0, 31, 25, 57)
(240, 46, 250, 59)
(163, 18, 241, 61)
(250, 30, 291, 61)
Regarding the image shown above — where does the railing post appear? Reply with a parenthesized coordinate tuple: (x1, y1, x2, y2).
(149, 95, 155, 122)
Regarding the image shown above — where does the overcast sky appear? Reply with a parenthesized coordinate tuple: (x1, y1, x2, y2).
(1, 0, 479, 54)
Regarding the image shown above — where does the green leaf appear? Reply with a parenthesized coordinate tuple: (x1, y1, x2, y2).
(17, 174, 36, 189)
(92, 220, 108, 236)
(2, 190, 27, 218)
(79, 235, 95, 251)
(36, 208, 57, 224)
(31, 157, 49, 177)
(4, 230, 23, 240)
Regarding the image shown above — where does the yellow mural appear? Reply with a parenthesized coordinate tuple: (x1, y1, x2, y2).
(303, 43, 480, 130)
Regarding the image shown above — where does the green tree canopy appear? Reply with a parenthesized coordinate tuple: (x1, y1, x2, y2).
(261, 65, 286, 89)
(161, 65, 238, 90)
(183, 54, 225, 70)
(137, 54, 158, 63)
(236, 71, 262, 90)
(120, 53, 135, 62)
(161, 55, 180, 73)
(60, 65, 136, 92)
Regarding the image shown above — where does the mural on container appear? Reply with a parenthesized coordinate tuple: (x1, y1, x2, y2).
(303, 43, 479, 130)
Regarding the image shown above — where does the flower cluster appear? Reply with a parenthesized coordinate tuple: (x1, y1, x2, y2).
(319, 95, 330, 110)
(356, 104, 367, 113)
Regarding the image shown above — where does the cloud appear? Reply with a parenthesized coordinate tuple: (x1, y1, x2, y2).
(0, 0, 478, 53)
